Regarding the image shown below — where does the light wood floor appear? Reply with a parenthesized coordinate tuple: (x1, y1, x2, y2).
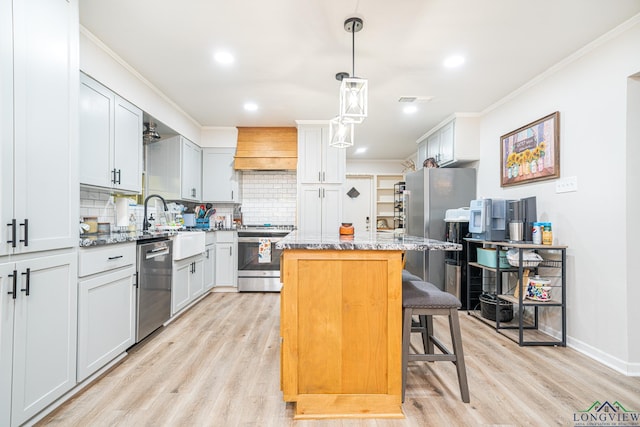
(39, 292, 640, 427)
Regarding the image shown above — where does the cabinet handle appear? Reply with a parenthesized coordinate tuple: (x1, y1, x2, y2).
(322, 188, 325, 198)
(117, 169, 122, 185)
(134, 271, 139, 288)
(19, 219, 28, 246)
(322, 171, 326, 182)
(191, 188, 196, 197)
(20, 268, 30, 296)
(318, 188, 321, 198)
(6, 219, 16, 247)
(111, 168, 116, 184)
(231, 190, 234, 200)
(7, 270, 17, 299)
(229, 247, 232, 257)
(318, 171, 321, 182)
(108, 255, 123, 260)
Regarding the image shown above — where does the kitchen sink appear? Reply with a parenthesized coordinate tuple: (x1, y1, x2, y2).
(172, 231, 205, 260)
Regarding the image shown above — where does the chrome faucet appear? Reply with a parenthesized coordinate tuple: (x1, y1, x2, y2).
(143, 194, 168, 231)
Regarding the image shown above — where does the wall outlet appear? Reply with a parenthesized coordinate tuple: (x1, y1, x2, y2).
(556, 176, 578, 193)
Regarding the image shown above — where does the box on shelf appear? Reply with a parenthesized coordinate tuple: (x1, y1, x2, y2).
(476, 247, 510, 269)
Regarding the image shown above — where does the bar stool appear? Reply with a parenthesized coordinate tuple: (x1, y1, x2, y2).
(402, 280, 470, 403)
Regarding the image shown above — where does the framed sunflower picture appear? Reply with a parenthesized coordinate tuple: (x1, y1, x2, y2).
(500, 111, 560, 187)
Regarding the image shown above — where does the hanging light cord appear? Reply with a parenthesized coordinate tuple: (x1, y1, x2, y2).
(351, 24, 356, 78)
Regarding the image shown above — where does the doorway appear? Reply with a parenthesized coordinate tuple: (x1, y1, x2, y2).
(343, 175, 373, 236)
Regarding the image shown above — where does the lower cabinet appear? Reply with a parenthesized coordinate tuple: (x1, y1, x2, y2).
(214, 231, 237, 289)
(0, 252, 77, 427)
(77, 266, 136, 382)
(172, 254, 205, 316)
(204, 243, 215, 291)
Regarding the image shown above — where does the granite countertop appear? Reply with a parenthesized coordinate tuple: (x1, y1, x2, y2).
(275, 231, 462, 251)
(79, 227, 238, 247)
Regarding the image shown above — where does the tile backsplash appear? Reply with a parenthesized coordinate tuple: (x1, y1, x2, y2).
(240, 171, 296, 226)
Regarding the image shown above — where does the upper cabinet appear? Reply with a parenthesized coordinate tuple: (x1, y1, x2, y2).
(0, 0, 78, 257)
(147, 135, 202, 202)
(202, 148, 241, 203)
(297, 124, 345, 184)
(79, 73, 143, 193)
(416, 114, 480, 168)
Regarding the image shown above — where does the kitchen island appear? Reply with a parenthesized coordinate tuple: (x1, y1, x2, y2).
(276, 231, 460, 419)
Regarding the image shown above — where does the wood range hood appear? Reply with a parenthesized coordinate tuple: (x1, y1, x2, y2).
(234, 127, 297, 171)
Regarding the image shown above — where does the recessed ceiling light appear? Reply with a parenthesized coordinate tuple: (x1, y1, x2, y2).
(403, 105, 418, 114)
(354, 147, 367, 154)
(443, 55, 465, 68)
(214, 51, 234, 65)
(244, 102, 258, 112)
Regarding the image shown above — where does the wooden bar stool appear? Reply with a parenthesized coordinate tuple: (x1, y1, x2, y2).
(402, 280, 470, 403)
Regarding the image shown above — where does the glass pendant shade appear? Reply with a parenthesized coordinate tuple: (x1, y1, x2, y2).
(339, 77, 368, 124)
(329, 116, 355, 148)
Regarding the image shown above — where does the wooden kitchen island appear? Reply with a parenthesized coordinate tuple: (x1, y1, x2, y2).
(276, 231, 461, 419)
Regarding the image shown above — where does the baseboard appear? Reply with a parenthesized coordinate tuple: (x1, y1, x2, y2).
(567, 335, 639, 376)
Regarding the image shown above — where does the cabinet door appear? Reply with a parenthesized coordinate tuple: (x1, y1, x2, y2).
(79, 73, 114, 188)
(427, 132, 440, 163)
(214, 243, 235, 287)
(146, 135, 181, 200)
(190, 257, 205, 299)
(181, 138, 202, 201)
(323, 134, 346, 184)
(204, 245, 214, 291)
(0, 262, 15, 426)
(77, 266, 135, 382)
(202, 148, 239, 202)
(11, 252, 77, 427)
(172, 261, 191, 316)
(298, 185, 323, 235)
(321, 185, 343, 236)
(114, 96, 142, 193)
(11, 0, 77, 255)
(298, 127, 323, 184)
(439, 120, 455, 166)
(0, 0, 13, 258)
(416, 140, 427, 169)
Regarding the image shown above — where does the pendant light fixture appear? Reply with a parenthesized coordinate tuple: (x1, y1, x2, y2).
(329, 16, 367, 149)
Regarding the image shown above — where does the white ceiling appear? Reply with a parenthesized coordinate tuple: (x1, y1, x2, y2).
(79, 1, 640, 160)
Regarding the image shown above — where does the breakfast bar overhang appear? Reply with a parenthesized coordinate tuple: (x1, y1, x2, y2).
(276, 232, 461, 419)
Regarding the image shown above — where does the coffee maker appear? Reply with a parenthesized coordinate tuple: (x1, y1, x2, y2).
(505, 196, 537, 242)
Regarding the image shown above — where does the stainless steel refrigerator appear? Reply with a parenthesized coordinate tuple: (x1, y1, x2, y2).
(405, 168, 476, 290)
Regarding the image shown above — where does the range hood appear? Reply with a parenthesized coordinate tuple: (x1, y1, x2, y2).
(234, 127, 297, 170)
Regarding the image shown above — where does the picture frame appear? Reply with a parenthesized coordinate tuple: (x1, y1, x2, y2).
(500, 111, 560, 187)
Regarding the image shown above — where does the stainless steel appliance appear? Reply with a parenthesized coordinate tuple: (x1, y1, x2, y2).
(136, 236, 172, 342)
(237, 225, 294, 292)
(505, 196, 537, 242)
(405, 168, 476, 290)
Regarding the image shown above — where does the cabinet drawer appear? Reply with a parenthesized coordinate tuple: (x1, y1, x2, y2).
(216, 230, 236, 243)
(79, 243, 136, 277)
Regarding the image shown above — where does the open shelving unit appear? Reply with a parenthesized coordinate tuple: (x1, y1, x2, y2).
(375, 174, 403, 231)
(465, 239, 567, 346)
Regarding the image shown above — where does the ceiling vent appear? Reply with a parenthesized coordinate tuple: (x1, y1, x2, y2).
(398, 96, 434, 103)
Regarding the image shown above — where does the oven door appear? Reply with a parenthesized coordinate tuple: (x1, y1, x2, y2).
(237, 235, 284, 292)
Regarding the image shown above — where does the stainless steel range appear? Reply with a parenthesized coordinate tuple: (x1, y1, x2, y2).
(237, 225, 294, 292)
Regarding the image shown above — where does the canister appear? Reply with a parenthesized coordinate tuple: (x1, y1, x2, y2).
(542, 222, 553, 245)
(531, 222, 541, 244)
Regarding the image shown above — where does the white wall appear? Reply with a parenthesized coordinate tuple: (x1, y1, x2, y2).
(477, 17, 640, 374)
(79, 28, 201, 144)
(200, 127, 238, 148)
(346, 159, 406, 174)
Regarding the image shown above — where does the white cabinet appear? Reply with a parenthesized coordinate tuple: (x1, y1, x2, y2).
(172, 254, 205, 316)
(204, 233, 215, 291)
(202, 148, 241, 203)
(0, 252, 77, 427)
(147, 135, 202, 202)
(214, 231, 237, 289)
(296, 123, 345, 236)
(77, 243, 136, 382)
(297, 124, 345, 184)
(0, 0, 78, 257)
(79, 73, 143, 193)
(416, 115, 480, 168)
(298, 185, 342, 236)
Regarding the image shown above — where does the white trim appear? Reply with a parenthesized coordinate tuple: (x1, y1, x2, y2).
(568, 335, 640, 377)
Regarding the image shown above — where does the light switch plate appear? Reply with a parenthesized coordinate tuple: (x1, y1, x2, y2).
(556, 176, 578, 193)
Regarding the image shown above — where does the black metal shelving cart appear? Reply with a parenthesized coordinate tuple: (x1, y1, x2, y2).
(465, 238, 567, 346)
(393, 181, 405, 233)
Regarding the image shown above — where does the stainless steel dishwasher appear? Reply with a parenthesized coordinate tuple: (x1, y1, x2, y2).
(136, 237, 173, 343)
